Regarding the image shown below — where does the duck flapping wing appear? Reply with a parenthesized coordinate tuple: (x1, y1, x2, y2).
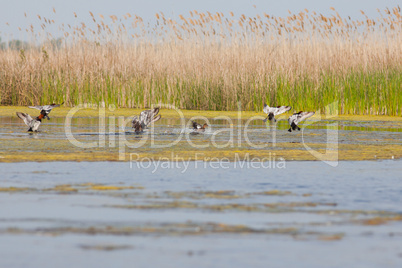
(16, 112, 33, 126)
(139, 107, 161, 127)
(29, 103, 61, 112)
(289, 111, 315, 125)
(273, 106, 291, 115)
(263, 104, 291, 123)
(132, 108, 161, 132)
(16, 112, 41, 131)
(296, 111, 315, 123)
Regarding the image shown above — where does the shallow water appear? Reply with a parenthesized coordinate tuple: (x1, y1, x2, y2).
(0, 161, 402, 268)
(0, 116, 401, 161)
(0, 114, 402, 267)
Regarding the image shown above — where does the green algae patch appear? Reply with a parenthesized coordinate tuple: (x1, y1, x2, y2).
(142, 190, 308, 200)
(317, 234, 344, 241)
(79, 244, 133, 251)
(109, 201, 338, 213)
(0, 152, 122, 162)
(166, 190, 242, 200)
(90, 185, 138, 191)
(359, 215, 402, 226)
(0, 143, 401, 162)
(0, 183, 144, 194)
(2, 223, 300, 236)
(80, 183, 144, 192)
(326, 115, 402, 122)
(165, 190, 298, 200)
(0, 187, 32, 192)
(258, 190, 293, 196)
(44, 184, 78, 193)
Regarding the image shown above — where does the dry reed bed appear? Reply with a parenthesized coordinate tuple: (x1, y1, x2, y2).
(0, 7, 401, 115)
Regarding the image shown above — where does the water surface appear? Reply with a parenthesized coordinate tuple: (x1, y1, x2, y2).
(0, 160, 401, 268)
(0, 116, 401, 161)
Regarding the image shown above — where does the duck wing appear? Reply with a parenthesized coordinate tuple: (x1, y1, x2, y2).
(298, 111, 315, 122)
(28, 105, 43, 111)
(43, 103, 61, 111)
(16, 112, 33, 127)
(263, 103, 270, 114)
(263, 104, 291, 115)
(148, 108, 161, 125)
(29, 103, 62, 112)
(132, 116, 142, 132)
(273, 106, 291, 115)
(288, 113, 297, 124)
(140, 108, 161, 127)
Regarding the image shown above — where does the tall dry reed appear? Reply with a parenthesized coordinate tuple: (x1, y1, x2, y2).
(0, 7, 401, 115)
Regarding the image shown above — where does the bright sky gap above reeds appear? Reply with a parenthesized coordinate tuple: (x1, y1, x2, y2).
(0, 0, 399, 41)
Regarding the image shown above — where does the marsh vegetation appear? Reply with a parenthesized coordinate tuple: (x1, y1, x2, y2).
(0, 7, 401, 115)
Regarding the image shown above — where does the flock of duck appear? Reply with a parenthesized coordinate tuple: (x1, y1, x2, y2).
(16, 103, 314, 133)
(262, 104, 315, 132)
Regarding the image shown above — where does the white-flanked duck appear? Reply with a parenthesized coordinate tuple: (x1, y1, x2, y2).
(263, 103, 291, 123)
(132, 107, 161, 133)
(288, 111, 315, 132)
(16, 110, 46, 132)
(28, 103, 62, 120)
(191, 121, 208, 132)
